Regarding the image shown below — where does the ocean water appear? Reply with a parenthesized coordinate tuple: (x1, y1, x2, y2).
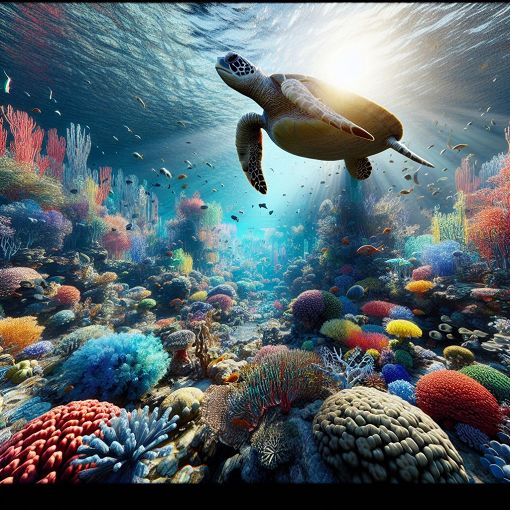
(0, 2, 509, 485)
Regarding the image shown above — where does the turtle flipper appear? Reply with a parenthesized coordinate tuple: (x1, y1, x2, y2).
(236, 113, 267, 194)
(280, 78, 375, 141)
(345, 158, 372, 180)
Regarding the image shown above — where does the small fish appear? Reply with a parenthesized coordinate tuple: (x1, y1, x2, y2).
(84, 79, 92, 85)
(123, 124, 132, 132)
(451, 143, 468, 152)
(404, 174, 412, 180)
(486, 106, 491, 112)
(70, 188, 78, 194)
(269, 210, 274, 215)
(134, 96, 146, 108)
(132, 213, 139, 219)
(24, 91, 30, 97)
(490, 119, 496, 126)
(126, 179, 133, 185)
(32, 107, 42, 114)
(440, 148, 447, 155)
(442, 167, 448, 172)
(356, 244, 384, 255)
(111, 228, 117, 232)
(132, 152, 143, 159)
(3, 70, 11, 93)
(206, 162, 213, 168)
(437, 176, 448, 181)
(159, 167, 172, 178)
(181, 183, 188, 189)
(166, 251, 173, 258)
(177, 120, 190, 127)
(48, 87, 52, 100)
(54, 110, 61, 116)
(400, 188, 413, 195)
(427, 144, 434, 149)
(341, 236, 350, 245)
(413, 171, 420, 185)
(134, 134, 141, 140)
(153, 183, 161, 187)
(231, 215, 239, 222)
(184, 160, 193, 169)
(177, 174, 187, 180)
(126, 223, 132, 230)
(383, 227, 392, 234)
(200, 205, 208, 209)
(432, 190, 440, 196)
(113, 136, 119, 141)
(259, 203, 267, 209)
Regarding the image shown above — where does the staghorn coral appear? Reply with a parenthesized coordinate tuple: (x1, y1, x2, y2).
(0, 400, 120, 483)
(55, 285, 81, 306)
(360, 300, 396, 318)
(60, 332, 169, 403)
(313, 387, 468, 483)
(459, 364, 510, 403)
(0, 316, 44, 355)
(73, 406, 179, 483)
(416, 370, 502, 436)
(443, 345, 475, 370)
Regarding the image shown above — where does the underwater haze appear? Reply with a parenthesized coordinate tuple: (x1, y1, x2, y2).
(0, 2, 510, 486)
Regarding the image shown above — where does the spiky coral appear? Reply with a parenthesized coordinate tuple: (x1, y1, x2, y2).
(459, 364, 510, 402)
(55, 285, 81, 306)
(387, 379, 416, 405)
(344, 331, 389, 352)
(360, 300, 396, 318)
(0, 316, 44, 355)
(73, 406, 179, 483)
(0, 400, 120, 483)
(385, 319, 422, 339)
(320, 318, 361, 343)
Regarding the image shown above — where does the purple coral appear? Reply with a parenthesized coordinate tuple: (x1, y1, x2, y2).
(454, 423, 489, 452)
(292, 290, 325, 326)
(19, 340, 53, 360)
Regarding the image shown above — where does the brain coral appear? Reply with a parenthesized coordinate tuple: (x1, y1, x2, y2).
(361, 301, 396, 318)
(320, 318, 361, 343)
(416, 370, 503, 436)
(0, 267, 42, 298)
(385, 319, 422, 339)
(312, 387, 468, 482)
(292, 290, 325, 326)
(55, 285, 81, 306)
(405, 280, 435, 294)
(459, 364, 510, 403)
(0, 400, 120, 483)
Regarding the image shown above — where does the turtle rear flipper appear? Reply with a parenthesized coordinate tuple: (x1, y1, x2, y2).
(236, 113, 267, 194)
(345, 157, 372, 180)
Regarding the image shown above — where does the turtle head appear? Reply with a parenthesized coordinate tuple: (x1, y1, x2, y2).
(216, 52, 263, 95)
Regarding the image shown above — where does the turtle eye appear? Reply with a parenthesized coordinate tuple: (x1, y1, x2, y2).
(226, 52, 238, 63)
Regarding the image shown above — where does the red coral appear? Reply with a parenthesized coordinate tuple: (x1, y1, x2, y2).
(95, 166, 112, 205)
(177, 192, 205, 218)
(345, 331, 390, 352)
(101, 215, 132, 259)
(253, 345, 289, 364)
(46, 128, 66, 181)
(412, 265, 433, 281)
(416, 370, 502, 436)
(0, 267, 42, 298)
(360, 300, 396, 318)
(0, 400, 120, 483)
(55, 285, 81, 306)
(0, 117, 8, 156)
(206, 293, 233, 313)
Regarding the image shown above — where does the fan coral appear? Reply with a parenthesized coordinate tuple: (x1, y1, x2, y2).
(19, 340, 53, 360)
(344, 331, 389, 352)
(0, 316, 44, 355)
(361, 300, 396, 318)
(0, 400, 120, 483)
(73, 406, 179, 483)
(0, 267, 42, 298)
(189, 290, 207, 302)
(443, 345, 475, 370)
(388, 305, 415, 321)
(416, 370, 502, 436)
(405, 280, 435, 294)
(320, 318, 361, 343)
(394, 349, 414, 370)
(60, 332, 169, 403)
(382, 363, 411, 384)
(412, 265, 433, 281)
(206, 293, 233, 313)
(387, 379, 416, 405)
(313, 387, 468, 482)
(292, 290, 325, 327)
(55, 285, 81, 306)
(454, 423, 489, 452)
(459, 364, 510, 402)
(385, 319, 422, 339)
(227, 350, 326, 431)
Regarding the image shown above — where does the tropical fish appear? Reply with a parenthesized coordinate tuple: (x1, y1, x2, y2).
(132, 152, 143, 160)
(382, 227, 392, 234)
(341, 236, 350, 245)
(450, 143, 468, 152)
(3, 70, 11, 93)
(134, 96, 146, 108)
(400, 188, 413, 195)
(356, 244, 384, 255)
(231, 215, 239, 222)
(258, 203, 267, 209)
(32, 108, 42, 114)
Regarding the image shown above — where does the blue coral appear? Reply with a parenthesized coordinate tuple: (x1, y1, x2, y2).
(60, 332, 169, 402)
(73, 406, 179, 483)
(388, 305, 415, 321)
(362, 324, 386, 334)
(19, 340, 53, 359)
(479, 432, 510, 483)
(387, 379, 416, 405)
(339, 296, 359, 316)
(454, 423, 489, 452)
(47, 309, 76, 328)
(346, 285, 365, 301)
(382, 363, 411, 384)
(421, 240, 461, 277)
(334, 275, 354, 294)
(5, 397, 52, 424)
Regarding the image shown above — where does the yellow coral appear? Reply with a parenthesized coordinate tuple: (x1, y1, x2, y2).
(190, 291, 208, 302)
(443, 345, 474, 369)
(385, 319, 422, 339)
(405, 280, 434, 293)
(366, 349, 380, 361)
(179, 252, 193, 275)
(94, 271, 118, 285)
(0, 316, 44, 355)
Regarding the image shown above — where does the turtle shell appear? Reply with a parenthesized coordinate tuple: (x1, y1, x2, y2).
(268, 74, 403, 161)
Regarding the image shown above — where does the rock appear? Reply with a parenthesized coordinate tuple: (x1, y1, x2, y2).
(161, 387, 204, 424)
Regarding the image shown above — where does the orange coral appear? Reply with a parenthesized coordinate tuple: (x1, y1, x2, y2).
(405, 280, 434, 294)
(55, 285, 81, 306)
(0, 316, 44, 355)
(155, 318, 176, 328)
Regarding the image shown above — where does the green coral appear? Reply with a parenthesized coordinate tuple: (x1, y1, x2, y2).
(394, 349, 413, 370)
(301, 340, 314, 351)
(404, 234, 433, 259)
(459, 364, 510, 402)
(321, 291, 342, 321)
(320, 319, 361, 343)
(355, 277, 383, 293)
(138, 298, 157, 310)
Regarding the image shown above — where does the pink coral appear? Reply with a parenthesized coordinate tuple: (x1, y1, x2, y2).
(0, 267, 42, 298)
(206, 293, 234, 313)
(412, 265, 433, 281)
(360, 300, 396, 318)
(253, 345, 289, 364)
(55, 285, 81, 306)
(345, 331, 390, 352)
(177, 192, 205, 218)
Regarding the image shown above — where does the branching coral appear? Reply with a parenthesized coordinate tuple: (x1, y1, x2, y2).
(0, 316, 44, 355)
(74, 406, 179, 483)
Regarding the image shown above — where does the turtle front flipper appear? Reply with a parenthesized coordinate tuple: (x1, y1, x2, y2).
(345, 157, 372, 180)
(236, 112, 268, 194)
(280, 78, 375, 141)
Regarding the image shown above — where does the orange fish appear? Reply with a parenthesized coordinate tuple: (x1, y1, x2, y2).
(169, 298, 184, 309)
(341, 236, 350, 245)
(355, 244, 384, 256)
(223, 372, 240, 383)
(329, 286, 339, 294)
(177, 174, 187, 180)
(412, 308, 426, 316)
(32, 107, 42, 114)
(383, 227, 392, 234)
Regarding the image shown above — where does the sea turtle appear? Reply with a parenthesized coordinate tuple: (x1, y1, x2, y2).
(215, 51, 434, 194)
